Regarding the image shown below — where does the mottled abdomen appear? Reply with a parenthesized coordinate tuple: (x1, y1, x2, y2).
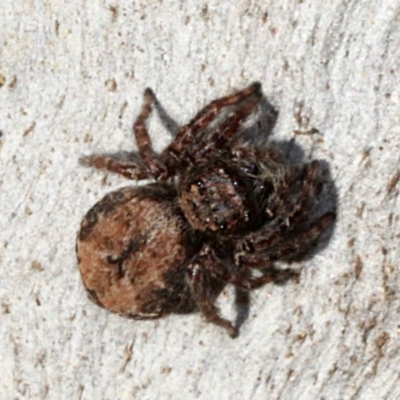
(76, 183, 199, 319)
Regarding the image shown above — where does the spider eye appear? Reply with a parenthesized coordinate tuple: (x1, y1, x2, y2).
(260, 181, 274, 197)
(242, 164, 259, 176)
(232, 181, 239, 187)
(197, 180, 204, 188)
(219, 222, 227, 230)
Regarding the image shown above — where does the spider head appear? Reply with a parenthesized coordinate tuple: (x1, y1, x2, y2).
(179, 160, 255, 234)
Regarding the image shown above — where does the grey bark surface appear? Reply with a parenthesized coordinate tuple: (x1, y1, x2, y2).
(1, 1, 400, 399)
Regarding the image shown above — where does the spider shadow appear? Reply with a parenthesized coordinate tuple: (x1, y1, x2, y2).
(151, 91, 181, 136)
(235, 94, 280, 144)
(276, 143, 338, 262)
(230, 106, 338, 334)
(232, 158, 337, 334)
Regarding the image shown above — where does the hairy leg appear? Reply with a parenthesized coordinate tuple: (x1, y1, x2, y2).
(133, 89, 166, 177)
(187, 262, 238, 338)
(162, 82, 262, 170)
(80, 88, 166, 180)
(284, 161, 325, 225)
(232, 159, 332, 266)
(235, 212, 335, 268)
(79, 153, 151, 180)
(185, 91, 262, 163)
(186, 245, 239, 337)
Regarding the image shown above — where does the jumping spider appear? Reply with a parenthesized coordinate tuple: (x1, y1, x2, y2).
(77, 82, 335, 338)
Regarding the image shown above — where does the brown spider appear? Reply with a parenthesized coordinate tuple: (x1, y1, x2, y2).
(76, 82, 335, 338)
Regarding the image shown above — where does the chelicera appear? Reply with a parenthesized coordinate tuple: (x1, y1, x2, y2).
(76, 82, 335, 338)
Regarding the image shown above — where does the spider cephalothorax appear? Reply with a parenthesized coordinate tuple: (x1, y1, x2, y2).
(77, 82, 335, 338)
(178, 158, 259, 233)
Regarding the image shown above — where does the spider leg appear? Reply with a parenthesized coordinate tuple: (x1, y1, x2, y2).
(236, 212, 335, 268)
(80, 88, 165, 180)
(284, 161, 324, 225)
(133, 88, 166, 177)
(161, 82, 262, 170)
(243, 160, 328, 245)
(79, 153, 152, 180)
(187, 246, 238, 338)
(186, 91, 262, 162)
(187, 263, 238, 338)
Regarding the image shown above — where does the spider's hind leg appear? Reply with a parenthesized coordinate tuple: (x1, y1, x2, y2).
(79, 153, 152, 180)
(187, 249, 239, 338)
(133, 88, 166, 178)
(80, 88, 166, 180)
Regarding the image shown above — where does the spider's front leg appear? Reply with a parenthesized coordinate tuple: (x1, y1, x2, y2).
(80, 88, 166, 180)
(235, 212, 335, 268)
(161, 82, 262, 170)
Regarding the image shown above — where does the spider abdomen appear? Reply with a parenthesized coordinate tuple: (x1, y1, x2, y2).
(77, 183, 198, 319)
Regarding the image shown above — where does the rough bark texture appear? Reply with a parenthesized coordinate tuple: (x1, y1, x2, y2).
(1, 1, 399, 399)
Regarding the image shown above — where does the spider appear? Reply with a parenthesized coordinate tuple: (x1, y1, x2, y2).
(76, 82, 335, 338)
